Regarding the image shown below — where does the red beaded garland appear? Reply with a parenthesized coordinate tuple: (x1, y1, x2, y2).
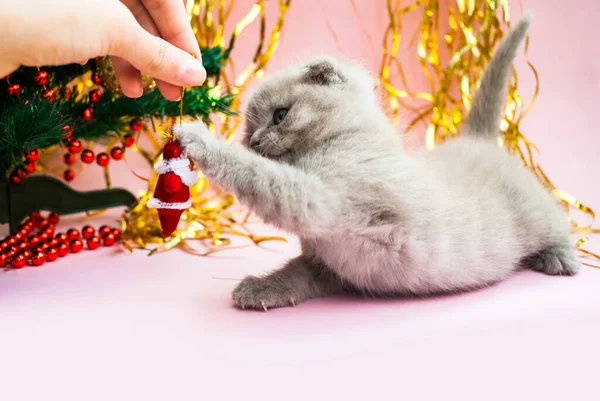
(129, 119, 143, 132)
(31, 251, 46, 266)
(89, 89, 103, 103)
(41, 89, 54, 100)
(7, 83, 21, 97)
(64, 169, 75, 182)
(92, 74, 102, 84)
(0, 253, 6, 267)
(82, 225, 95, 239)
(98, 225, 112, 237)
(112, 228, 122, 240)
(55, 232, 68, 243)
(11, 254, 26, 269)
(22, 249, 32, 260)
(67, 229, 81, 240)
(28, 235, 41, 247)
(67, 139, 82, 154)
(46, 247, 59, 262)
(63, 152, 76, 165)
(48, 212, 60, 225)
(24, 161, 36, 173)
(102, 233, 116, 247)
(57, 242, 70, 257)
(26, 149, 40, 162)
(87, 236, 101, 250)
(81, 149, 95, 164)
(34, 70, 49, 85)
(69, 238, 84, 253)
(110, 147, 124, 160)
(123, 134, 135, 148)
(9, 172, 21, 184)
(96, 152, 110, 167)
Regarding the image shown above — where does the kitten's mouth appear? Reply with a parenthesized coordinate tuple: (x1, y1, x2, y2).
(249, 135, 285, 158)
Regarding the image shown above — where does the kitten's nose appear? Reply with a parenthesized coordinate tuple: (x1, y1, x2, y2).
(248, 134, 261, 149)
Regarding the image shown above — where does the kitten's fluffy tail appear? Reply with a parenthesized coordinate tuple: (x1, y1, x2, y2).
(464, 13, 532, 138)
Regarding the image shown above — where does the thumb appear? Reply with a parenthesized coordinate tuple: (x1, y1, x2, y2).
(108, 9, 206, 88)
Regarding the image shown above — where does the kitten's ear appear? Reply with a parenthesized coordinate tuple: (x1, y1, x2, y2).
(303, 60, 345, 86)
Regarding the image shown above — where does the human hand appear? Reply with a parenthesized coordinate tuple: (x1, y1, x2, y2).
(0, 0, 205, 100)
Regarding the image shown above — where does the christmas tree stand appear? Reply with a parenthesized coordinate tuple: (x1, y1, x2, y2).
(0, 176, 136, 234)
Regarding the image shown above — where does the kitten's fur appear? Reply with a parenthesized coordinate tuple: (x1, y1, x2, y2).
(174, 14, 579, 311)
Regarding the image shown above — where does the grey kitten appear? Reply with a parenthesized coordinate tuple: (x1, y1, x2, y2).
(174, 13, 579, 311)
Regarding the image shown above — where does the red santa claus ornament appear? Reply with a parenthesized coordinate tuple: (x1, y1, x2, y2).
(147, 141, 198, 237)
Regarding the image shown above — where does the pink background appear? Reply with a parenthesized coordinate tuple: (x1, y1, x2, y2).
(2, 1, 600, 400)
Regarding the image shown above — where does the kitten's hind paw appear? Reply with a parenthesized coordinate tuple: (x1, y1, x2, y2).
(521, 244, 580, 276)
(232, 275, 298, 311)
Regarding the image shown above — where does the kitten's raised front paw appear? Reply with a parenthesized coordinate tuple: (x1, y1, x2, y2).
(232, 275, 298, 311)
(173, 120, 211, 158)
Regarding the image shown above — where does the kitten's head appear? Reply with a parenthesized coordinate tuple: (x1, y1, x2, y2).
(242, 56, 378, 158)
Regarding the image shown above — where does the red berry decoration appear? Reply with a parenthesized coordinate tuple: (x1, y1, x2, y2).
(67, 139, 82, 153)
(26, 149, 39, 162)
(87, 236, 101, 250)
(7, 83, 21, 97)
(67, 228, 81, 240)
(110, 147, 123, 160)
(81, 149, 95, 163)
(63, 169, 75, 182)
(41, 89, 54, 100)
(11, 254, 26, 269)
(34, 70, 49, 85)
(57, 242, 69, 257)
(102, 233, 116, 247)
(69, 238, 84, 253)
(129, 119, 143, 132)
(92, 74, 102, 85)
(83, 107, 94, 121)
(89, 89, 102, 103)
(123, 134, 135, 148)
(82, 225, 95, 239)
(9, 172, 21, 184)
(31, 251, 46, 266)
(24, 161, 36, 173)
(46, 247, 59, 262)
(98, 225, 112, 238)
(96, 152, 110, 167)
(48, 212, 60, 224)
(111, 228, 122, 240)
(17, 168, 28, 178)
(63, 152, 76, 165)
(62, 124, 73, 138)
(63, 87, 72, 100)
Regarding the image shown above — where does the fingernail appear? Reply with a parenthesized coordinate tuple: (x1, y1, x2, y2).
(178, 60, 206, 86)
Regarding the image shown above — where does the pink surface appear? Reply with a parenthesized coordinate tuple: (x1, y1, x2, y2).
(2, 1, 600, 400)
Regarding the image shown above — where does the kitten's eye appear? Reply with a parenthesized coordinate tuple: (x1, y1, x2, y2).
(273, 108, 289, 125)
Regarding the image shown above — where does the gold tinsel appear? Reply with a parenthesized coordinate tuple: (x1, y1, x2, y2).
(380, 0, 599, 263)
(120, 0, 292, 255)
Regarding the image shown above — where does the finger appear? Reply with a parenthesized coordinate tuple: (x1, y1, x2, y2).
(141, 0, 203, 66)
(109, 5, 206, 89)
(118, 0, 185, 100)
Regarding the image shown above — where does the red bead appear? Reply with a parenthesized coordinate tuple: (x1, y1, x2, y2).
(17, 241, 28, 251)
(49, 238, 60, 248)
(11, 254, 26, 269)
(96, 152, 110, 167)
(64, 169, 75, 182)
(111, 228, 122, 240)
(26, 149, 40, 162)
(55, 232, 68, 242)
(24, 161, 36, 173)
(39, 232, 49, 242)
(37, 218, 48, 229)
(0, 253, 6, 267)
(17, 168, 27, 178)
(92, 74, 102, 85)
(89, 89, 102, 103)
(48, 212, 60, 224)
(129, 119, 143, 132)
(98, 225, 112, 237)
(7, 245, 19, 258)
(28, 235, 41, 247)
(123, 134, 135, 148)
(9, 172, 21, 184)
(7, 237, 16, 246)
(64, 87, 72, 100)
(13, 232, 23, 242)
(69, 238, 84, 253)
(110, 147, 123, 160)
(33, 70, 49, 85)
(62, 124, 73, 138)
(22, 249, 32, 260)
(57, 242, 69, 257)
(7, 83, 21, 97)
(67, 229, 81, 240)
(63, 153, 75, 165)
(46, 247, 59, 262)
(41, 88, 54, 100)
(102, 233, 116, 247)
(83, 107, 94, 121)
(67, 139, 82, 153)
(82, 225, 95, 239)
(87, 236, 101, 250)
(31, 250, 46, 266)
(81, 149, 95, 164)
